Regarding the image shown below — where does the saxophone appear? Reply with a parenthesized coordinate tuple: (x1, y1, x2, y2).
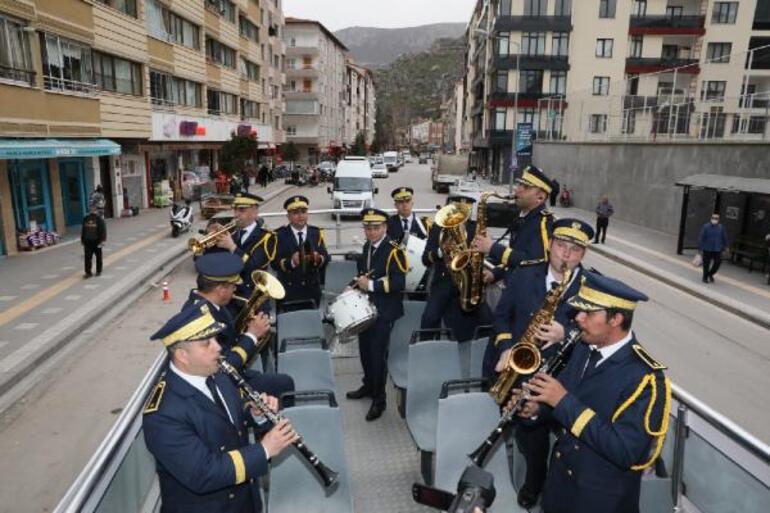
(489, 266, 572, 404)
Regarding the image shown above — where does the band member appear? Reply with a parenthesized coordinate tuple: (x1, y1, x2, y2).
(517, 272, 670, 513)
(216, 192, 277, 305)
(484, 219, 594, 508)
(181, 252, 295, 400)
(472, 166, 554, 280)
(271, 195, 329, 311)
(346, 208, 407, 421)
(143, 305, 298, 513)
(421, 194, 490, 342)
(387, 187, 429, 242)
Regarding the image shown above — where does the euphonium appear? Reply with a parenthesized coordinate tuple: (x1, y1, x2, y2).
(435, 203, 473, 310)
(489, 266, 572, 404)
(188, 220, 237, 256)
(234, 270, 286, 352)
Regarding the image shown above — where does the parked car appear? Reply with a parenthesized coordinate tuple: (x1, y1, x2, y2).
(371, 157, 388, 178)
(418, 153, 429, 164)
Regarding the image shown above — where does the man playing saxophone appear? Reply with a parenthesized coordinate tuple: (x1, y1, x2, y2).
(484, 219, 594, 509)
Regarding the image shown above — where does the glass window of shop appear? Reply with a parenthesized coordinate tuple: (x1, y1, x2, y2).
(9, 160, 54, 231)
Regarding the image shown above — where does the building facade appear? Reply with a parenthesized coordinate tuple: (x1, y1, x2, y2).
(283, 18, 348, 164)
(0, 0, 286, 256)
(344, 60, 376, 148)
(463, 0, 770, 181)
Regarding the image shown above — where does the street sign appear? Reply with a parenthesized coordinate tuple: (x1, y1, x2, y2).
(516, 123, 533, 156)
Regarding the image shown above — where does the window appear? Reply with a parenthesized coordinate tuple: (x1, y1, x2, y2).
(523, 0, 547, 16)
(239, 16, 259, 43)
(554, 0, 572, 16)
(599, 0, 616, 18)
(521, 32, 546, 56)
(520, 70, 543, 94)
(731, 115, 767, 134)
(95, 0, 137, 18)
(0, 15, 35, 84)
(552, 32, 569, 56)
(302, 79, 312, 92)
(494, 108, 507, 130)
(701, 80, 726, 101)
(285, 125, 296, 136)
(596, 39, 613, 58)
(207, 88, 237, 115)
(205, 0, 236, 23)
(633, 0, 647, 16)
(589, 114, 608, 133)
(41, 33, 94, 92)
(666, 6, 683, 18)
(550, 71, 567, 95)
(206, 37, 236, 68)
(593, 76, 610, 95)
(149, 70, 201, 107)
(239, 58, 260, 80)
(622, 110, 636, 134)
(241, 98, 260, 119)
(712, 2, 738, 24)
(497, 32, 510, 56)
(499, 0, 512, 16)
(661, 44, 679, 59)
(707, 42, 732, 63)
(93, 52, 142, 95)
(495, 71, 508, 92)
(630, 35, 643, 58)
(286, 58, 296, 70)
(627, 74, 639, 95)
(146, 0, 200, 50)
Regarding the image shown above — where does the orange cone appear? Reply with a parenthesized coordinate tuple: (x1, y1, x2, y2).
(162, 281, 171, 303)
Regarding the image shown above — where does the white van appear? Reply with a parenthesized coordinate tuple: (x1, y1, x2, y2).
(383, 151, 399, 172)
(328, 158, 377, 215)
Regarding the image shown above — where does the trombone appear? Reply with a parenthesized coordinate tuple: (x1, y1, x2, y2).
(188, 220, 237, 256)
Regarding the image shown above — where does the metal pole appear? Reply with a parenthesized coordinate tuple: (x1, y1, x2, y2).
(671, 403, 688, 511)
(741, 48, 755, 137)
(668, 67, 677, 138)
(509, 44, 520, 197)
(334, 212, 341, 249)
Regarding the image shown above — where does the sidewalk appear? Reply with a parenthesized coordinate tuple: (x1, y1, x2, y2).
(480, 180, 770, 330)
(0, 180, 293, 400)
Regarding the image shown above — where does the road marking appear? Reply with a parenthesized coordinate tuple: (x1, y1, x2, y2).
(41, 274, 59, 280)
(20, 284, 40, 290)
(64, 295, 81, 301)
(41, 307, 63, 314)
(0, 296, 16, 302)
(83, 284, 101, 290)
(14, 323, 38, 331)
(0, 229, 168, 329)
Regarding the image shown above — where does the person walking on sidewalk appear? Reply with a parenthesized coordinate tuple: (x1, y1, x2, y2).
(698, 213, 728, 283)
(89, 185, 106, 218)
(594, 196, 614, 244)
(550, 179, 560, 207)
(81, 204, 106, 278)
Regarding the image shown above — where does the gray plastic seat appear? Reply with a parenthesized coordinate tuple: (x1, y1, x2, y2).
(277, 310, 325, 349)
(268, 402, 353, 513)
(323, 260, 358, 297)
(387, 300, 426, 389)
(277, 348, 336, 395)
(469, 337, 488, 379)
(435, 390, 519, 513)
(405, 340, 463, 453)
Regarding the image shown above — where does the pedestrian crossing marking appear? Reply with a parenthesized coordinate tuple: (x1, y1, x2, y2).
(41, 308, 63, 314)
(14, 323, 38, 331)
(20, 284, 40, 290)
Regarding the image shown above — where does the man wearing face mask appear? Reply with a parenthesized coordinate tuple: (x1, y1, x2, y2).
(698, 213, 728, 283)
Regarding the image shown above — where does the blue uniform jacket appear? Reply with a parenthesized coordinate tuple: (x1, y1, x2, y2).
(387, 213, 429, 243)
(233, 226, 277, 298)
(489, 204, 553, 279)
(270, 225, 329, 303)
(539, 337, 671, 513)
(143, 369, 268, 513)
(357, 236, 407, 322)
(698, 222, 728, 252)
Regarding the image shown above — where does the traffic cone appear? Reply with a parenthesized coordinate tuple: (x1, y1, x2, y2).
(162, 281, 171, 303)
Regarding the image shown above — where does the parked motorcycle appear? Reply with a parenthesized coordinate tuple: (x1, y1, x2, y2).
(170, 201, 194, 238)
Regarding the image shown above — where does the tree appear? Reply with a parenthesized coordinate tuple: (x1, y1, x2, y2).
(218, 134, 258, 177)
(281, 141, 299, 169)
(350, 132, 367, 156)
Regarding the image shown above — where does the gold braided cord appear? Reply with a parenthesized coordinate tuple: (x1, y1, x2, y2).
(612, 374, 651, 422)
(232, 347, 248, 365)
(540, 216, 550, 260)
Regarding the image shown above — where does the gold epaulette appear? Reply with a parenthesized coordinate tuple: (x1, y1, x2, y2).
(143, 380, 166, 414)
(632, 344, 667, 370)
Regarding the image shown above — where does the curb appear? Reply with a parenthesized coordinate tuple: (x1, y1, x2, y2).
(590, 243, 770, 331)
(0, 184, 295, 406)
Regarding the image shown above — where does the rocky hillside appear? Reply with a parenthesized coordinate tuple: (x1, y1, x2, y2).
(335, 23, 466, 68)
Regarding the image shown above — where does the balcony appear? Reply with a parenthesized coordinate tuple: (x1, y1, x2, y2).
(284, 90, 318, 100)
(489, 129, 513, 146)
(625, 57, 700, 74)
(286, 45, 319, 56)
(0, 65, 36, 86)
(494, 15, 572, 33)
(629, 15, 705, 35)
(493, 54, 569, 71)
(286, 66, 318, 78)
(488, 90, 547, 108)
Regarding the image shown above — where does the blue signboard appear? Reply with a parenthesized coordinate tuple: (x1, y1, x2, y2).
(516, 123, 533, 156)
(0, 139, 121, 160)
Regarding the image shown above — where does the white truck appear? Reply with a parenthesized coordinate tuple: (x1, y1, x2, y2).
(383, 151, 399, 172)
(432, 154, 469, 193)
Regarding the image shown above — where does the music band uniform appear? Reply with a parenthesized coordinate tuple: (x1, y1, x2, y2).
(271, 196, 329, 311)
(353, 209, 407, 419)
(387, 187, 429, 243)
(143, 307, 270, 513)
(537, 272, 671, 513)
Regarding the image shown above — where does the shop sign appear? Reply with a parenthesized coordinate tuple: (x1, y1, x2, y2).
(180, 121, 198, 136)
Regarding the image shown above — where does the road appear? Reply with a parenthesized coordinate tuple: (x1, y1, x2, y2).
(0, 162, 768, 513)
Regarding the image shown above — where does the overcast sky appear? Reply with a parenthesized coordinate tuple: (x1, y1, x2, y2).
(282, 0, 477, 31)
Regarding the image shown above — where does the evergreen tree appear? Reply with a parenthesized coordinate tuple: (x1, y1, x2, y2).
(281, 141, 299, 169)
(350, 132, 367, 156)
(218, 134, 258, 177)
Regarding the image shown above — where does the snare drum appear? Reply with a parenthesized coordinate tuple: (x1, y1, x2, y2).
(328, 289, 378, 341)
(404, 235, 428, 292)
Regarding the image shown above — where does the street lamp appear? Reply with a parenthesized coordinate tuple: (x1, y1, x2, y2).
(474, 28, 519, 195)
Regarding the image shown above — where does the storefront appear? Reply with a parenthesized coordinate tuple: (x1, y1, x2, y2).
(0, 139, 120, 256)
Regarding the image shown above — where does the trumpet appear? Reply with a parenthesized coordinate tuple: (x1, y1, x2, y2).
(188, 220, 237, 256)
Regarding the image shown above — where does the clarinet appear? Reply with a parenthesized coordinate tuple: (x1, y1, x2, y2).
(218, 359, 339, 489)
(468, 329, 582, 467)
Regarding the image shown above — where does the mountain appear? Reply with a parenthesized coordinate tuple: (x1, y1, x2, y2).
(335, 23, 466, 68)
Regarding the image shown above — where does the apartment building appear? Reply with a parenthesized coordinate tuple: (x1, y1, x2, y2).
(0, 0, 285, 256)
(344, 60, 376, 148)
(283, 18, 348, 164)
(463, 0, 770, 181)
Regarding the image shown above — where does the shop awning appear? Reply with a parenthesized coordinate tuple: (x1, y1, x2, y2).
(676, 174, 770, 195)
(0, 139, 122, 160)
